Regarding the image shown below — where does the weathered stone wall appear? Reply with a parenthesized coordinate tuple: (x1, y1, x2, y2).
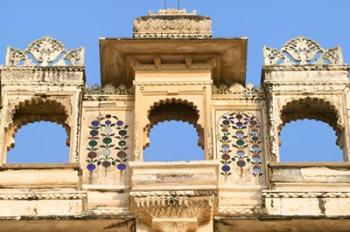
(0, 12, 349, 232)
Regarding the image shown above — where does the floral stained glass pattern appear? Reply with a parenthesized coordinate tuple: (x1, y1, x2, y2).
(86, 114, 128, 173)
(218, 112, 263, 177)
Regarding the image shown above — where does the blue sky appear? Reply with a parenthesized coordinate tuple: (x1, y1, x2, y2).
(1, 0, 348, 162)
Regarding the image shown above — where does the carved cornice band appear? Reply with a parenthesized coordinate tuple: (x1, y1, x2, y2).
(0, 191, 87, 200)
(263, 191, 350, 198)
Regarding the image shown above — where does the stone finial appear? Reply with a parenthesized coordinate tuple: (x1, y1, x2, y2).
(263, 36, 344, 65)
(133, 9, 212, 39)
(6, 36, 84, 66)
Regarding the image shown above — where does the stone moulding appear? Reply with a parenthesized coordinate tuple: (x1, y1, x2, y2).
(262, 191, 350, 199)
(6, 36, 84, 66)
(263, 36, 344, 66)
(0, 66, 85, 85)
(212, 83, 262, 95)
(0, 191, 87, 200)
(85, 84, 134, 95)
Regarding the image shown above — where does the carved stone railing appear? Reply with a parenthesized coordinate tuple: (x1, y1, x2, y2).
(263, 36, 344, 66)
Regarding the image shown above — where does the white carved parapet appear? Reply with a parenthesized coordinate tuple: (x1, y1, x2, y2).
(6, 36, 84, 66)
(263, 36, 344, 66)
(1, 37, 85, 85)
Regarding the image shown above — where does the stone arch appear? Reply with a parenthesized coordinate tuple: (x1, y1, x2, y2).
(144, 98, 204, 151)
(278, 97, 343, 135)
(4, 97, 71, 159)
(278, 97, 344, 149)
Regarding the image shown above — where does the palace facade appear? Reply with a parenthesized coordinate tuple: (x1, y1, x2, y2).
(0, 9, 350, 232)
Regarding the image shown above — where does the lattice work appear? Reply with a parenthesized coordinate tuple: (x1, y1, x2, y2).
(263, 36, 343, 65)
(217, 112, 263, 177)
(86, 114, 129, 173)
(6, 36, 84, 66)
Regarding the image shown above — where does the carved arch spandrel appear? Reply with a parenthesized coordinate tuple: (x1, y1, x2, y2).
(5, 97, 72, 131)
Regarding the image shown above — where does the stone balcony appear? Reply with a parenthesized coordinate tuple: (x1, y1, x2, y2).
(0, 163, 86, 218)
(263, 162, 350, 217)
(129, 161, 218, 232)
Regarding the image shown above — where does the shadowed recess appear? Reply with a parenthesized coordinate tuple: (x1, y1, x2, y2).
(280, 119, 343, 162)
(7, 122, 69, 163)
(144, 120, 204, 161)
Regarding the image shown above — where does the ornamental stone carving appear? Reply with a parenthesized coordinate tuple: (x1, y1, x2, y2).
(263, 36, 344, 65)
(130, 190, 215, 232)
(85, 84, 134, 95)
(1, 9, 350, 232)
(133, 9, 212, 39)
(6, 36, 84, 66)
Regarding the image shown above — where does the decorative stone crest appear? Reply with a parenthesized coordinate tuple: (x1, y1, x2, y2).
(263, 36, 344, 65)
(6, 36, 84, 66)
(133, 9, 212, 39)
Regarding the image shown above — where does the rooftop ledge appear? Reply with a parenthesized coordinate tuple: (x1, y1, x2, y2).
(129, 160, 219, 168)
(99, 38, 248, 87)
(0, 163, 81, 170)
(268, 162, 350, 169)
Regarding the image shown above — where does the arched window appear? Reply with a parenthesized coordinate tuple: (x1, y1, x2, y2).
(4, 98, 71, 163)
(144, 120, 204, 161)
(280, 119, 342, 162)
(143, 99, 204, 161)
(279, 97, 344, 162)
(7, 122, 69, 163)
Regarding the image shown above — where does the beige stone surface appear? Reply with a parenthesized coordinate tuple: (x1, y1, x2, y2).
(0, 10, 350, 232)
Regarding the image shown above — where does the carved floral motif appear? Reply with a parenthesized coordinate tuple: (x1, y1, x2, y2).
(264, 36, 343, 65)
(6, 36, 84, 66)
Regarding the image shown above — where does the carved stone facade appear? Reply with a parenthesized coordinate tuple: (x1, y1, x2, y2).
(0, 9, 350, 232)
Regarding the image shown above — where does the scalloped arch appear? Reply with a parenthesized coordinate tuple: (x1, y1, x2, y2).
(278, 97, 344, 146)
(144, 98, 204, 149)
(6, 97, 70, 130)
(5, 98, 71, 152)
